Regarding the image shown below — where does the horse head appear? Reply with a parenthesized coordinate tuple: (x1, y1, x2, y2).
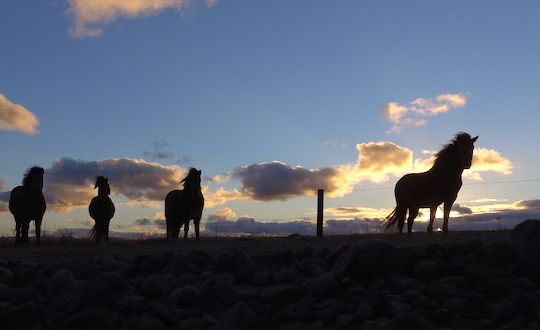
(94, 176, 111, 196)
(22, 166, 44, 193)
(181, 168, 202, 195)
(455, 133, 478, 169)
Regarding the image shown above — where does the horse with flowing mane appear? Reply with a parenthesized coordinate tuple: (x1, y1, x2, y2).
(9, 166, 46, 244)
(384, 132, 478, 234)
(89, 176, 115, 242)
(165, 168, 204, 240)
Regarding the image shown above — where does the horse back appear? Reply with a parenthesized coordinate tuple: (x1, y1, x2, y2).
(396, 172, 462, 206)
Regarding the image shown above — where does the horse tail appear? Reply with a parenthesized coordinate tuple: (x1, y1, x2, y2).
(89, 224, 96, 239)
(383, 206, 405, 232)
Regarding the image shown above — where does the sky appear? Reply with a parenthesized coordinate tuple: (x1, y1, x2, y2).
(1, 0, 539, 237)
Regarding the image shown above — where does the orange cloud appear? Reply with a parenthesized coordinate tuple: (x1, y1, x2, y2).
(68, 0, 218, 37)
(382, 93, 467, 133)
(0, 94, 39, 134)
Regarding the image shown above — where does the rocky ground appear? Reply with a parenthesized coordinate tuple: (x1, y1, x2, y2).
(1, 221, 540, 329)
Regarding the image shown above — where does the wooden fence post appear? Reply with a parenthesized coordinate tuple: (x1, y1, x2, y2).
(317, 189, 324, 238)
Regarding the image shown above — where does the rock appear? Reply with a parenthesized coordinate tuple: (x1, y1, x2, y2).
(51, 307, 119, 330)
(512, 219, 540, 275)
(133, 314, 168, 330)
(302, 271, 341, 296)
(96, 271, 124, 292)
(0, 302, 41, 328)
(260, 284, 301, 304)
(0, 267, 14, 286)
(442, 297, 471, 314)
(169, 285, 202, 306)
(253, 271, 273, 286)
(78, 279, 116, 308)
(332, 246, 383, 278)
(382, 313, 436, 330)
(140, 274, 173, 298)
(274, 266, 304, 284)
(483, 240, 515, 266)
(299, 258, 326, 277)
(221, 301, 257, 330)
(414, 260, 438, 282)
(47, 269, 77, 299)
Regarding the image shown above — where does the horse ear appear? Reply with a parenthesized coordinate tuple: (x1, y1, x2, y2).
(198, 170, 202, 175)
(471, 136, 478, 143)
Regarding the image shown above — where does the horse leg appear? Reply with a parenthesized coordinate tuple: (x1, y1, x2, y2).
(195, 219, 200, 241)
(15, 219, 22, 244)
(104, 219, 110, 242)
(183, 220, 190, 240)
(427, 206, 437, 235)
(442, 202, 453, 234)
(22, 222, 30, 243)
(35, 217, 42, 245)
(406, 208, 419, 234)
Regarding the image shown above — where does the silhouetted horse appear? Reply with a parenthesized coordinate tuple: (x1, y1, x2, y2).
(89, 176, 115, 242)
(165, 168, 204, 240)
(384, 132, 478, 234)
(9, 167, 46, 244)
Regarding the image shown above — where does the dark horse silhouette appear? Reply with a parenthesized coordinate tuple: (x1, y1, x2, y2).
(384, 132, 478, 234)
(9, 167, 46, 244)
(89, 176, 115, 242)
(165, 168, 204, 240)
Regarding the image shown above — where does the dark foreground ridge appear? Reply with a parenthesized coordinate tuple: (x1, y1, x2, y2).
(0, 223, 539, 329)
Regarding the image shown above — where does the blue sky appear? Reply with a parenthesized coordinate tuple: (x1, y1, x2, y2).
(1, 0, 539, 236)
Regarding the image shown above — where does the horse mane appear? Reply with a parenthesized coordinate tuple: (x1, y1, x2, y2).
(432, 132, 472, 169)
(181, 168, 201, 191)
(22, 166, 44, 188)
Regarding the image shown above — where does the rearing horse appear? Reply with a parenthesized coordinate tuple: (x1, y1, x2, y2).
(89, 176, 115, 242)
(9, 167, 46, 244)
(165, 168, 204, 240)
(384, 132, 478, 234)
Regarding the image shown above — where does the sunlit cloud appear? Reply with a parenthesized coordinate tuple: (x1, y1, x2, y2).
(326, 206, 390, 219)
(67, 0, 219, 37)
(356, 141, 413, 183)
(207, 207, 237, 222)
(382, 93, 467, 133)
(44, 157, 186, 211)
(0, 93, 39, 134)
(465, 147, 513, 179)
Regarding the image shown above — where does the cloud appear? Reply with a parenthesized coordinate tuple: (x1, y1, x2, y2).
(207, 207, 236, 222)
(0, 94, 39, 134)
(44, 157, 186, 211)
(382, 93, 467, 133)
(67, 0, 219, 37)
(324, 138, 348, 148)
(143, 141, 174, 160)
(467, 147, 513, 178)
(134, 218, 152, 226)
(232, 161, 345, 201)
(204, 218, 316, 236)
(356, 142, 413, 183)
(452, 203, 473, 215)
(326, 206, 391, 220)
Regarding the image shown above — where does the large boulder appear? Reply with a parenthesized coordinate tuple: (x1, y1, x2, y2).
(512, 219, 540, 275)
